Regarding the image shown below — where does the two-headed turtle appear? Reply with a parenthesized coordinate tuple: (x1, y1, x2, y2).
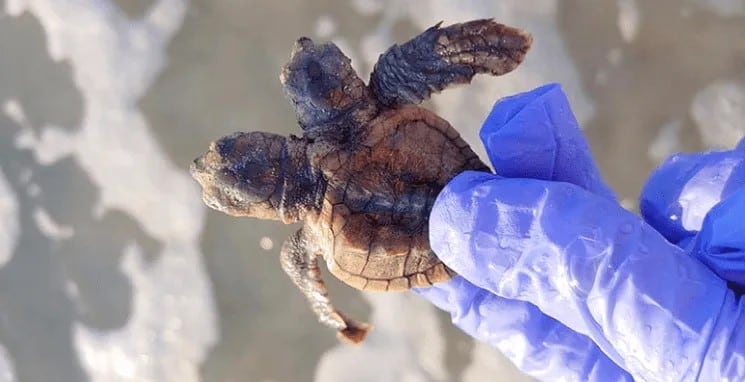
(191, 19, 532, 343)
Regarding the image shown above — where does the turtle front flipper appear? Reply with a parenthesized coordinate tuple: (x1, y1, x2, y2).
(369, 19, 532, 107)
(280, 229, 372, 344)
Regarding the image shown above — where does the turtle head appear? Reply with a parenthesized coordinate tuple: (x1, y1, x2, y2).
(191, 132, 286, 221)
(280, 37, 374, 129)
(191, 132, 321, 224)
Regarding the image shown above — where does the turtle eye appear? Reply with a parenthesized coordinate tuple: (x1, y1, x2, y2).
(307, 61, 322, 81)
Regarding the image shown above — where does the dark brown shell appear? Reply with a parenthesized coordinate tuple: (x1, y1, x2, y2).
(306, 105, 488, 291)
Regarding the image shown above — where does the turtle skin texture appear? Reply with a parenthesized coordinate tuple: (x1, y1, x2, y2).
(191, 19, 532, 344)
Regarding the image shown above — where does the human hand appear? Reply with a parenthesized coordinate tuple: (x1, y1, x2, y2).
(416, 84, 745, 381)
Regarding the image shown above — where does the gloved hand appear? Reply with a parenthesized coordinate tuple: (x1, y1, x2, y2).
(416, 84, 745, 381)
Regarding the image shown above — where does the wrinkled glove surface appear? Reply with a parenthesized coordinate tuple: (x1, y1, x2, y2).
(416, 84, 745, 381)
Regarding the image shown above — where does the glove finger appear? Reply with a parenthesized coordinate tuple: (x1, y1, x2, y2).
(689, 186, 745, 287)
(640, 148, 745, 245)
(431, 171, 729, 381)
(415, 277, 633, 382)
(480, 83, 615, 200)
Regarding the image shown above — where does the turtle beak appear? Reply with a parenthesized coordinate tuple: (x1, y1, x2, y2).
(189, 148, 212, 183)
(189, 149, 222, 212)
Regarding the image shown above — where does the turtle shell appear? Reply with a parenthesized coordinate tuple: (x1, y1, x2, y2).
(307, 105, 488, 292)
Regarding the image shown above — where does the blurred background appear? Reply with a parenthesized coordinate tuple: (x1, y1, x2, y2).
(0, 0, 743, 381)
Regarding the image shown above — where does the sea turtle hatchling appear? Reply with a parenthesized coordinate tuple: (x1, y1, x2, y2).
(191, 19, 532, 344)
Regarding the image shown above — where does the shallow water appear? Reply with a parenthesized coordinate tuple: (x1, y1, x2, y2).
(0, 1, 743, 381)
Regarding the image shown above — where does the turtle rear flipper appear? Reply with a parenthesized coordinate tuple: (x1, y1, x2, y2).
(369, 19, 532, 107)
(280, 229, 372, 343)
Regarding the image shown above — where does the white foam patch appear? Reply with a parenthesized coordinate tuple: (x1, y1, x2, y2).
(316, 293, 447, 382)
(358, 1, 405, 67)
(5, 1, 217, 381)
(617, 0, 640, 43)
(2, 99, 74, 167)
(462, 342, 531, 382)
(0, 154, 18, 382)
(13, 122, 76, 165)
(350, 0, 384, 16)
(314, 15, 336, 39)
(0, 344, 16, 382)
(691, 80, 745, 149)
(33, 207, 75, 240)
(76, 243, 212, 381)
(648, 119, 682, 164)
(0, 167, 18, 269)
(2, 99, 26, 126)
(689, 0, 745, 17)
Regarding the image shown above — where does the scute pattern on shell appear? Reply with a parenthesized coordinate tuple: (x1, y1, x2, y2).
(307, 106, 486, 291)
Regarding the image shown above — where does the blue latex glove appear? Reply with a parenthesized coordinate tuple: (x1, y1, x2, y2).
(416, 84, 745, 381)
